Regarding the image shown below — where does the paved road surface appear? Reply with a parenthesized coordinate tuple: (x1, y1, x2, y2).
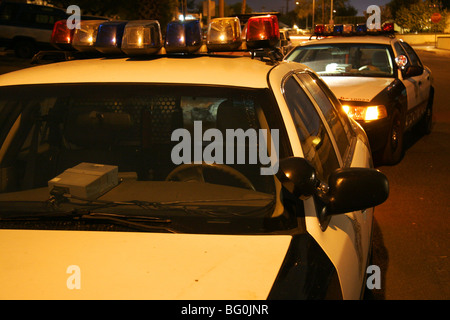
(369, 48, 450, 300)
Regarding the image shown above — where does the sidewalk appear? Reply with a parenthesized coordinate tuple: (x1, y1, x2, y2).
(412, 45, 450, 56)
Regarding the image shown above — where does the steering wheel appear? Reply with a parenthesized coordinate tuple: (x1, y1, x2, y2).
(165, 163, 256, 191)
(358, 65, 380, 71)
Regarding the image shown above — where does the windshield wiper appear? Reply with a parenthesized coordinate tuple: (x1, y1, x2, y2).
(0, 201, 175, 232)
(0, 191, 275, 221)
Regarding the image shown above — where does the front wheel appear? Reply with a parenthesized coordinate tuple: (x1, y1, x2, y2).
(14, 39, 36, 59)
(381, 109, 404, 165)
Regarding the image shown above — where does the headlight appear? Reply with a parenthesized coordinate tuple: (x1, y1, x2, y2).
(342, 105, 387, 122)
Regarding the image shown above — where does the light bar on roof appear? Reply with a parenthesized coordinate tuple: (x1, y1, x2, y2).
(333, 24, 343, 35)
(72, 20, 105, 52)
(314, 24, 324, 37)
(323, 24, 334, 36)
(246, 15, 280, 49)
(343, 24, 354, 35)
(95, 20, 128, 54)
(382, 22, 394, 33)
(121, 20, 163, 55)
(51, 20, 75, 50)
(355, 23, 367, 35)
(165, 19, 202, 54)
(206, 17, 242, 51)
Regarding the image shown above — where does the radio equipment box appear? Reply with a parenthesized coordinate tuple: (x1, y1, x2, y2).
(48, 162, 118, 200)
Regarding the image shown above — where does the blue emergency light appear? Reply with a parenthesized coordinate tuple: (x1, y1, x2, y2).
(333, 24, 343, 35)
(95, 21, 128, 54)
(165, 19, 202, 53)
(355, 23, 367, 35)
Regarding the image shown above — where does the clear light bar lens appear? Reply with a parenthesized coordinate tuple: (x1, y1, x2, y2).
(121, 20, 162, 55)
(72, 20, 106, 52)
(206, 17, 241, 51)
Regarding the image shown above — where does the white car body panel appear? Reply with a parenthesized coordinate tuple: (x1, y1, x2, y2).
(0, 229, 291, 299)
(322, 76, 395, 103)
(0, 25, 52, 43)
(0, 56, 273, 88)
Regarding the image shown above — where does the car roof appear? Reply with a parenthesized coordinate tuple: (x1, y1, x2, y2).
(0, 55, 294, 88)
(300, 35, 396, 46)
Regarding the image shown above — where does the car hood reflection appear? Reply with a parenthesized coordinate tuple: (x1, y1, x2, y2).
(322, 76, 395, 103)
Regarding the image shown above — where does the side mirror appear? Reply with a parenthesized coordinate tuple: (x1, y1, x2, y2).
(395, 54, 408, 69)
(405, 65, 423, 78)
(326, 167, 389, 215)
(277, 157, 389, 215)
(276, 157, 319, 199)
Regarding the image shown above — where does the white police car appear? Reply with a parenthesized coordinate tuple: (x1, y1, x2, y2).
(285, 24, 434, 165)
(0, 16, 388, 300)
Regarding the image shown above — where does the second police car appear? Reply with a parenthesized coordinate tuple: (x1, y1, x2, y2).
(285, 23, 434, 165)
(0, 16, 388, 300)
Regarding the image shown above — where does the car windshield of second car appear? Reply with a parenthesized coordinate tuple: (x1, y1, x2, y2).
(286, 43, 395, 77)
(0, 84, 300, 234)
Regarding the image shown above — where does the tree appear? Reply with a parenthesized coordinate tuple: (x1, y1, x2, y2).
(395, 0, 448, 32)
(388, 0, 421, 19)
(46, 0, 179, 28)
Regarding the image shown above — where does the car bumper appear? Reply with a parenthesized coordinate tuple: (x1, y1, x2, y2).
(357, 118, 391, 152)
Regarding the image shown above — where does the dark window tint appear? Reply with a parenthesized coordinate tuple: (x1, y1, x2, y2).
(283, 77, 340, 181)
(296, 73, 350, 160)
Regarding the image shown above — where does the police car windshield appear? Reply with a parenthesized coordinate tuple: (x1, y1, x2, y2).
(0, 84, 294, 234)
(286, 43, 394, 77)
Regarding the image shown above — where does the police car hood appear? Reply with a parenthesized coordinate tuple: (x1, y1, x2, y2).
(0, 229, 291, 299)
(321, 76, 394, 102)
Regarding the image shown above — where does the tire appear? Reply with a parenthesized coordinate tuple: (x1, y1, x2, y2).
(417, 87, 434, 136)
(382, 108, 404, 165)
(14, 39, 37, 59)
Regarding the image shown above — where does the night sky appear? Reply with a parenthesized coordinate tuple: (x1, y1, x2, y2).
(233, 0, 391, 15)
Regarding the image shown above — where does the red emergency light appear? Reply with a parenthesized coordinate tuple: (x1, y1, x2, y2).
(51, 20, 75, 50)
(245, 15, 280, 49)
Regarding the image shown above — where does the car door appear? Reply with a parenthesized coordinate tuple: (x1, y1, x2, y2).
(400, 41, 431, 112)
(280, 73, 372, 299)
(394, 40, 429, 128)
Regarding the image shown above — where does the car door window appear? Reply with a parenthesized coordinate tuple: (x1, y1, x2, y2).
(0, 3, 20, 22)
(283, 76, 340, 182)
(296, 72, 351, 162)
(400, 42, 423, 68)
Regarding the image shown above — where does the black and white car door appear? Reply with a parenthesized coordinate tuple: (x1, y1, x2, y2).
(401, 41, 431, 108)
(280, 72, 371, 299)
(394, 41, 429, 127)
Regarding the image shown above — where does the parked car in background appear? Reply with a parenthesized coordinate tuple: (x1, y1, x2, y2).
(0, 1, 105, 58)
(285, 33, 434, 165)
